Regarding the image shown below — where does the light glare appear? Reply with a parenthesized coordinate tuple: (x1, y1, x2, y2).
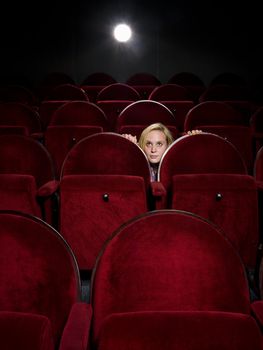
(113, 24, 132, 42)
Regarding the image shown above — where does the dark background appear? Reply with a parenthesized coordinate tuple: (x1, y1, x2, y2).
(0, 1, 258, 87)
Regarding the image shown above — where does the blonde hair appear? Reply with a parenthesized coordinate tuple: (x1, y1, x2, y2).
(138, 123, 174, 150)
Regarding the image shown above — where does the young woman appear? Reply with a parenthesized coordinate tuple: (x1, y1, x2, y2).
(122, 123, 202, 181)
(122, 123, 174, 181)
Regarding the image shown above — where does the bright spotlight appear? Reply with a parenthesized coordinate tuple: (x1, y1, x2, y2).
(113, 24, 132, 42)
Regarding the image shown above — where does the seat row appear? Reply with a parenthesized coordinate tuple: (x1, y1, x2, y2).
(0, 132, 262, 287)
(0, 209, 263, 349)
(0, 98, 261, 174)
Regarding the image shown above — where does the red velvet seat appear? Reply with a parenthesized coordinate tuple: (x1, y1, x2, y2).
(0, 102, 42, 139)
(126, 72, 161, 99)
(87, 210, 262, 349)
(35, 71, 75, 102)
(0, 135, 58, 226)
(44, 101, 108, 176)
(148, 83, 195, 133)
(59, 132, 151, 273)
(116, 100, 178, 139)
(157, 133, 259, 274)
(0, 210, 90, 350)
(96, 83, 140, 131)
(184, 101, 254, 173)
(0, 85, 38, 107)
(44, 83, 89, 101)
(81, 72, 117, 102)
(167, 71, 206, 103)
(198, 84, 253, 119)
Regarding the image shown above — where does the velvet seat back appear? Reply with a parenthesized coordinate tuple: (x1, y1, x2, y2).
(0, 211, 81, 348)
(61, 132, 151, 182)
(97, 83, 140, 101)
(49, 100, 108, 129)
(60, 133, 151, 271)
(0, 102, 42, 134)
(171, 174, 259, 270)
(159, 133, 247, 191)
(0, 134, 55, 188)
(90, 210, 251, 343)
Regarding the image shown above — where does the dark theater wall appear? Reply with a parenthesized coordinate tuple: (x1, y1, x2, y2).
(0, 0, 258, 87)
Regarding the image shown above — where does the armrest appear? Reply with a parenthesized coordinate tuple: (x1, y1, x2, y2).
(256, 181, 263, 191)
(37, 180, 60, 198)
(59, 302, 92, 350)
(251, 300, 263, 328)
(150, 181, 167, 209)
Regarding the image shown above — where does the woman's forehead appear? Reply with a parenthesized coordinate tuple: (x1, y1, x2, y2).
(145, 130, 166, 141)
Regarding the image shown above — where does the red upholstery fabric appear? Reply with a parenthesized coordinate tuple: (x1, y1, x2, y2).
(116, 100, 177, 134)
(39, 100, 66, 130)
(158, 133, 247, 190)
(60, 175, 147, 269)
(59, 303, 92, 350)
(96, 83, 140, 101)
(0, 134, 56, 188)
(60, 133, 151, 271)
(61, 132, 151, 181)
(149, 83, 194, 133)
(97, 311, 262, 350)
(171, 173, 259, 269)
(167, 72, 206, 102)
(126, 73, 161, 99)
(81, 73, 117, 102)
(184, 101, 254, 172)
(0, 102, 42, 135)
(44, 83, 89, 101)
(90, 210, 251, 342)
(0, 174, 41, 216)
(45, 125, 103, 176)
(96, 101, 134, 131)
(0, 135, 57, 224)
(0, 211, 86, 349)
(0, 311, 54, 350)
(49, 100, 108, 129)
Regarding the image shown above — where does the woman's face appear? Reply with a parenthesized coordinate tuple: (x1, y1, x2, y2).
(143, 130, 168, 164)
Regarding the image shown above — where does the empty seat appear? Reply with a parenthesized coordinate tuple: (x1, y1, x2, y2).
(157, 133, 259, 275)
(96, 83, 140, 131)
(184, 101, 254, 173)
(59, 132, 151, 273)
(167, 71, 206, 102)
(149, 83, 195, 133)
(81, 72, 117, 102)
(0, 102, 42, 139)
(87, 210, 262, 349)
(44, 83, 89, 101)
(199, 84, 253, 119)
(0, 134, 58, 226)
(0, 210, 90, 350)
(126, 72, 161, 99)
(44, 101, 108, 176)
